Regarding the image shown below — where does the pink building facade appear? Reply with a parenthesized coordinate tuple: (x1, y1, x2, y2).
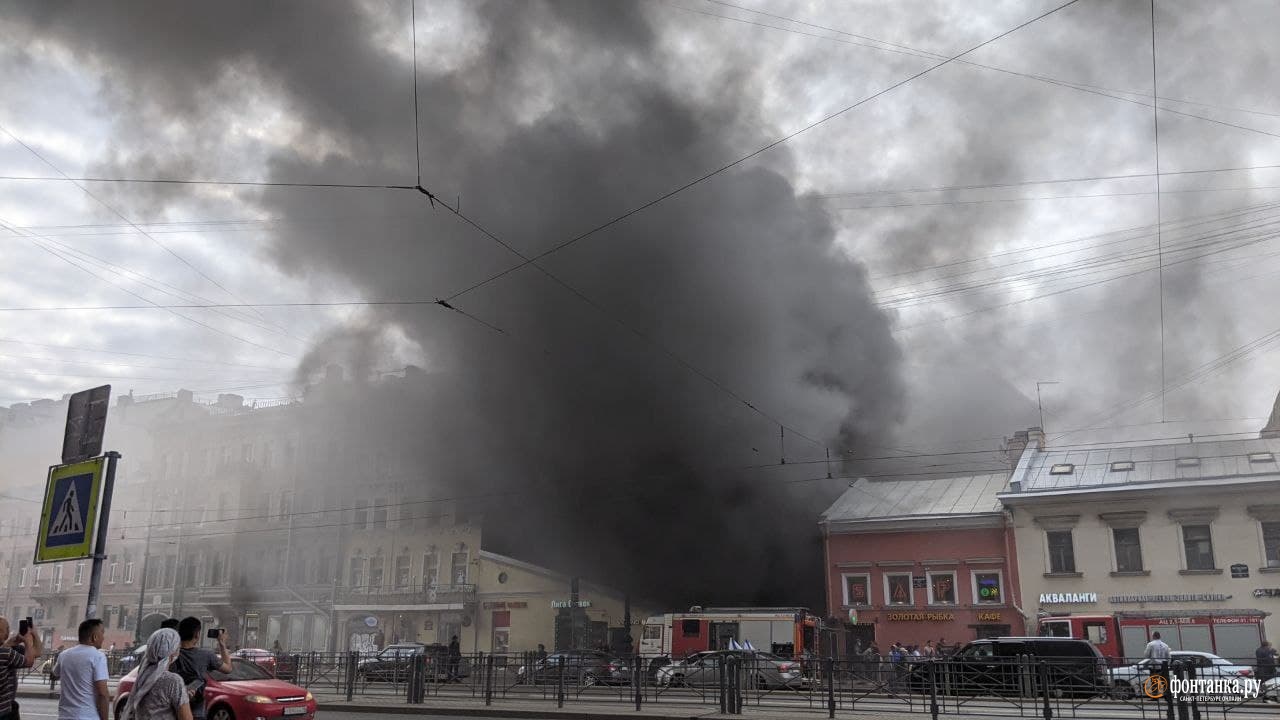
(820, 473, 1026, 655)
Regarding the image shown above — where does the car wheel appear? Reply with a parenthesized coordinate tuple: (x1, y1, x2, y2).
(669, 673, 685, 687)
(1111, 681, 1134, 700)
(209, 705, 235, 720)
(582, 672, 598, 687)
(755, 674, 771, 690)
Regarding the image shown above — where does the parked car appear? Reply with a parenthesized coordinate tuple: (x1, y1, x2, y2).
(654, 650, 808, 690)
(115, 658, 316, 720)
(516, 650, 632, 686)
(1263, 675, 1279, 702)
(232, 649, 299, 681)
(116, 645, 148, 676)
(357, 643, 469, 682)
(1116, 651, 1253, 699)
(913, 637, 1107, 697)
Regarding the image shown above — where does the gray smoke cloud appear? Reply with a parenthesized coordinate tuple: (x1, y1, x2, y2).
(3, 0, 909, 605)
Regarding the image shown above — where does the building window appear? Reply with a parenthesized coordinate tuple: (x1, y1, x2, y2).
(368, 556, 385, 590)
(68, 605, 79, 627)
(681, 619, 700, 637)
(884, 573, 913, 606)
(17, 567, 26, 588)
(1046, 530, 1076, 573)
(422, 549, 439, 588)
(1181, 525, 1215, 570)
(124, 562, 135, 584)
(33, 566, 41, 588)
(74, 561, 85, 586)
(1113, 528, 1144, 572)
(450, 550, 468, 585)
(1262, 521, 1280, 568)
(353, 501, 368, 530)
(972, 570, 1003, 604)
(349, 556, 365, 589)
(843, 574, 871, 607)
(927, 571, 956, 605)
(372, 499, 388, 529)
(394, 554, 410, 589)
(317, 554, 332, 584)
(53, 565, 63, 591)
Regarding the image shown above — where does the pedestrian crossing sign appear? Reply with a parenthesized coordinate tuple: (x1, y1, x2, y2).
(34, 457, 104, 564)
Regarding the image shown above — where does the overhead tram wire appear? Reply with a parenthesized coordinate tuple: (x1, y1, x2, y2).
(875, 210, 1280, 309)
(687, 0, 1280, 145)
(1150, 0, 1167, 422)
(835, 184, 1280, 211)
(814, 162, 1280, 201)
(440, 0, 1086, 304)
(872, 205, 1280, 304)
(10, 224, 310, 345)
(0, 125, 294, 338)
(0, 220, 299, 358)
(893, 218, 1280, 330)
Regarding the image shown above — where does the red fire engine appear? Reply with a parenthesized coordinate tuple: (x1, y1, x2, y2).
(640, 607, 823, 660)
(1038, 612, 1267, 662)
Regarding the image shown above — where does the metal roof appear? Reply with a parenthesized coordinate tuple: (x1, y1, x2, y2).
(1010, 436, 1280, 494)
(821, 472, 1007, 523)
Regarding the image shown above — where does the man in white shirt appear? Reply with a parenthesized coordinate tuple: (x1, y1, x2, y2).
(1144, 631, 1171, 661)
(52, 619, 108, 720)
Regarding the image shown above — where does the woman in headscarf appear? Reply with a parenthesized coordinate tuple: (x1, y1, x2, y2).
(120, 628, 192, 720)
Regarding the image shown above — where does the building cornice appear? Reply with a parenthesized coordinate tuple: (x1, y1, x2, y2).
(824, 513, 1004, 535)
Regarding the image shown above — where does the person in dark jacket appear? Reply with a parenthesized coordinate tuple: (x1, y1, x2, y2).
(447, 636, 461, 682)
(1256, 640, 1277, 682)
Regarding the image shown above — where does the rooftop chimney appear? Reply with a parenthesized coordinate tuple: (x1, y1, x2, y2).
(1004, 430, 1030, 476)
(1028, 426, 1046, 450)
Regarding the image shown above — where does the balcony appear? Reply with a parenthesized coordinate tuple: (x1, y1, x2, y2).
(29, 584, 69, 601)
(334, 582, 476, 608)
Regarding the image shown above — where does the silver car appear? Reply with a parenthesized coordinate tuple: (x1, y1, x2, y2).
(655, 650, 808, 690)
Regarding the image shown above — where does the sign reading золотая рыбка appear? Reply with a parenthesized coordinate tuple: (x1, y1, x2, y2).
(1039, 592, 1098, 604)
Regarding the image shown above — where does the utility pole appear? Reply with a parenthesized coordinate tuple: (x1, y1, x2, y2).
(133, 520, 153, 643)
(1035, 382, 1060, 435)
(85, 451, 121, 620)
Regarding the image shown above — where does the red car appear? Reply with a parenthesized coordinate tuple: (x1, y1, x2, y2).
(115, 658, 317, 720)
(232, 650, 277, 671)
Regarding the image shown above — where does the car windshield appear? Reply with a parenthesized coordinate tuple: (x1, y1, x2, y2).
(210, 659, 273, 682)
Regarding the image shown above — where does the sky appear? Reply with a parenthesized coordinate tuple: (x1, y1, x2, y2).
(3, 0, 1280, 601)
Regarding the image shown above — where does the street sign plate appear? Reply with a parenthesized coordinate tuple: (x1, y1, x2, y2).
(35, 457, 104, 564)
(62, 385, 110, 464)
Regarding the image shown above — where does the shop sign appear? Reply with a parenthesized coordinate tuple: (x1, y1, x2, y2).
(552, 600, 591, 609)
(484, 601, 531, 609)
(364, 616, 378, 627)
(1212, 616, 1261, 624)
(912, 576, 927, 589)
(977, 612, 1002, 622)
(1109, 593, 1229, 604)
(1230, 564, 1249, 579)
(887, 612, 954, 622)
(1039, 592, 1098, 604)
(1253, 588, 1280, 598)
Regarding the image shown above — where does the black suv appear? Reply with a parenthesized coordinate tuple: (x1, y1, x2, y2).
(908, 637, 1106, 697)
(357, 643, 471, 682)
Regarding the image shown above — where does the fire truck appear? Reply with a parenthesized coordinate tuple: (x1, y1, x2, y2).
(640, 607, 824, 660)
(1037, 612, 1267, 662)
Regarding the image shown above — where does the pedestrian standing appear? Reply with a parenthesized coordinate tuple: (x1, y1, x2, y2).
(447, 636, 461, 682)
(119, 629, 192, 720)
(52, 620, 109, 720)
(172, 619, 230, 720)
(0, 616, 43, 720)
(1256, 640, 1277, 682)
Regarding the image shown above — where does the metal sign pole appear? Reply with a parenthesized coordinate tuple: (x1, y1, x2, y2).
(85, 451, 120, 620)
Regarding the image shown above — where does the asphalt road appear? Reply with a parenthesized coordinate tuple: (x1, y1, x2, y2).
(16, 698, 513, 720)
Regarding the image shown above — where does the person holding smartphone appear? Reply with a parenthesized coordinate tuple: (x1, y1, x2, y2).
(0, 615, 44, 720)
(171, 619, 230, 720)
